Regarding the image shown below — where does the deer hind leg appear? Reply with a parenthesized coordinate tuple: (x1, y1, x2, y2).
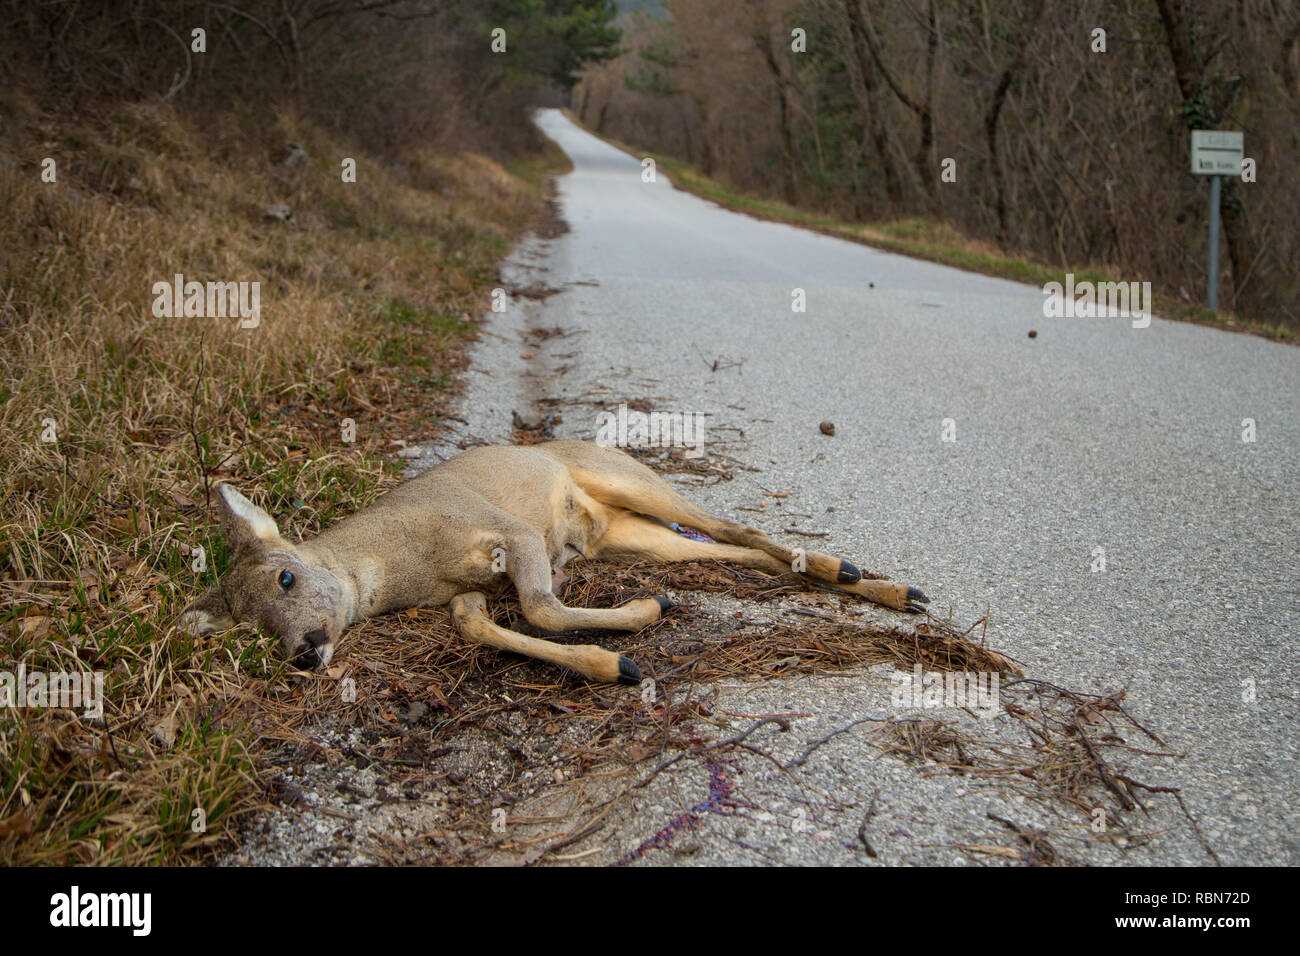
(593, 511, 791, 573)
(824, 576, 928, 612)
(594, 513, 923, 610)
(568, 463, 847, 581)
(568, 461, 928, 611)
(505, 531, 670, 635)
(449, 592, 641, 684)
(555, 447, 929, 612)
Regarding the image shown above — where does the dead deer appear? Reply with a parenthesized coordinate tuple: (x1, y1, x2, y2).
(181, 440, 929, 684)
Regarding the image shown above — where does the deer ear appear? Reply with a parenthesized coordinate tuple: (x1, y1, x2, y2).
(179, 586, 235, 636)
(213, 483, 280, 550)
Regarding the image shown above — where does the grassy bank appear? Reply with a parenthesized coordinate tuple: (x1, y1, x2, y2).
(0, 92, 566, 864)
(563, 110, 1293, 345)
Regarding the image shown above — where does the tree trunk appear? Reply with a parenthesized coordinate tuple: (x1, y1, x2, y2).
(756, 23, 798, 202)
(843, 0, 904, 205)
(985, 66, 1016, 248)
(857, 0, 937, 209)
(982, 0, 1043, 248)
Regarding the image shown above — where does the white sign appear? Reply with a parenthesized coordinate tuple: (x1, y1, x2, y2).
(1190, 130, 1243, 175)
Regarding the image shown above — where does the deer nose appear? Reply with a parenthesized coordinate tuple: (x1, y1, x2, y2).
(290, 629, 329, 670)
(291, 646, 320, 670)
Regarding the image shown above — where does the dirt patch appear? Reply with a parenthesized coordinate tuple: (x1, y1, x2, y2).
(533, 393, 758, 485)
(508, 284, 564, 301)
(534, 179, 570, 239)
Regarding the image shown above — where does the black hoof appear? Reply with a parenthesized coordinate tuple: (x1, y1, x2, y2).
(618, 656, 642, 685)
(654, 595, 674, 614)
(837, 560, 862, 584)
(906, 586, 930, 604)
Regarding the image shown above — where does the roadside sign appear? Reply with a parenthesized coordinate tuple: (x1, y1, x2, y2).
(1190, 130, 1243, 175)
(1189, 130, 1243, 312)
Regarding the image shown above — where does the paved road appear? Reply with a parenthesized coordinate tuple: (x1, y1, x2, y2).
(433, 108, 1299, 865)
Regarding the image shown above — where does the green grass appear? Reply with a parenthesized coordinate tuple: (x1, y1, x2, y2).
(373, 297, 477, 377)
(505, 132, 575, 188)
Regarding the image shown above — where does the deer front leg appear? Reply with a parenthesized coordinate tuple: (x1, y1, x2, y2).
(505, 533, 672, 634)
(449, 592, 642, 684)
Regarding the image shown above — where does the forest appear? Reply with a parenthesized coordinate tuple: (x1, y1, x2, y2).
(578, 0, 1299, 330)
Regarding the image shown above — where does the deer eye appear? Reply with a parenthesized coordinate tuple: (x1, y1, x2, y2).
(278, 570, 295, 590)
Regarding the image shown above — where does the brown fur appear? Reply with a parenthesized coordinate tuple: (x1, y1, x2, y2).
(181, 440, 929, 683)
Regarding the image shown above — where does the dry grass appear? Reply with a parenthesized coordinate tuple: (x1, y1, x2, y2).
(0, 89, 557, 864)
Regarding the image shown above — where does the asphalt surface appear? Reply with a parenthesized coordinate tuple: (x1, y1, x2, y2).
(421, 108, 1298, 866)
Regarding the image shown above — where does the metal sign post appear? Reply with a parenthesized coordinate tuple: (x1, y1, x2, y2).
(1190, 130, 1243, 313)
(1207, 175, 1221, 311)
